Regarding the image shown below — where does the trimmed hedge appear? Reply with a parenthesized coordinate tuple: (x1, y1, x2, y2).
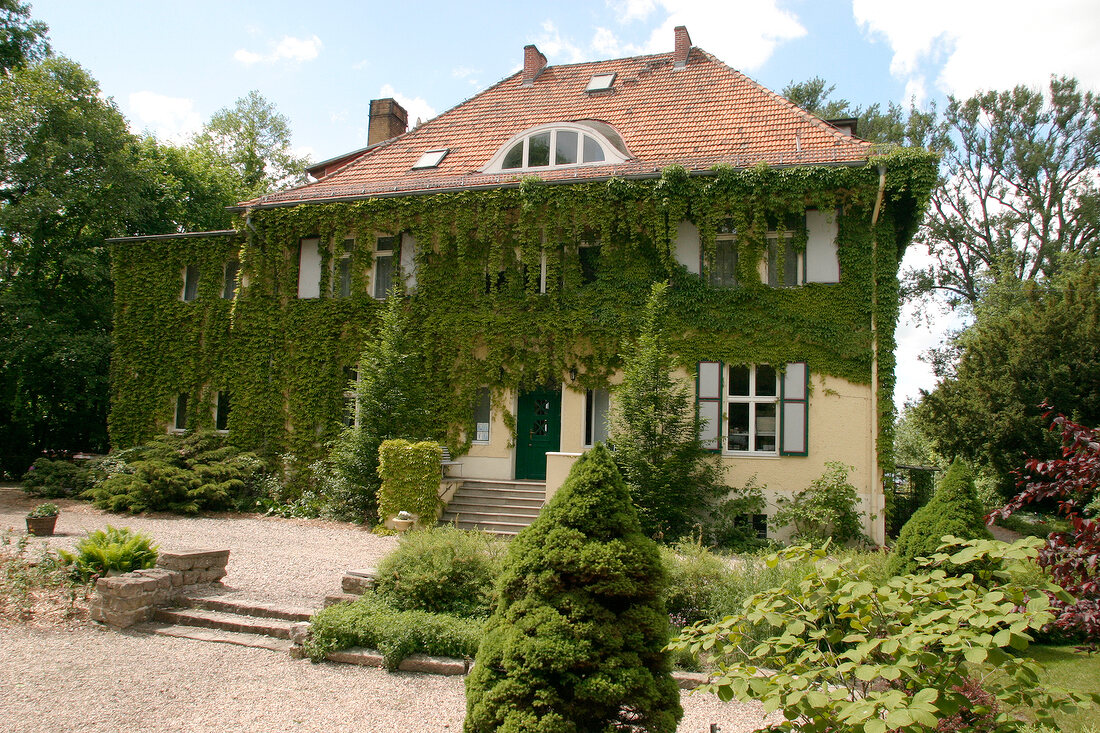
(377, 439, 442, 525)
(887, 459, 992, 576)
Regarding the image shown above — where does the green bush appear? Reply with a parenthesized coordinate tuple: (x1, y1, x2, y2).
(59, 526, 158, 579)
(661, 538, 731, 627)
(374, 526, 504, 617)
(771, 461, 867, 545)
(705, 476, 771, 552)
(376, 439, 442, 525)
(305, 592, 483, 669)
(670, 537, 1097, 733)
(83, 431, 268, 514)
(465, 444, 683, 733)
(21, 458, 96, 499)
(887, 459, 993, 576)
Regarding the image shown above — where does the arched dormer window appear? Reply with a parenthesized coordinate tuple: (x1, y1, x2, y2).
(483, 121, 630, 173)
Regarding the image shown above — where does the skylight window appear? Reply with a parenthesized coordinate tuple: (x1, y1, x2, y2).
(586, 73, 616, 92)
(412, 148, 449, 169)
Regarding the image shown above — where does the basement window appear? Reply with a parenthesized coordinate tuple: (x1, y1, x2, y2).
(412, 148, 449, 169)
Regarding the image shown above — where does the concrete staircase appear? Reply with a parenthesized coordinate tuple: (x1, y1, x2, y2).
(440, 479, 546, 536)
(141, 596, 313, 653)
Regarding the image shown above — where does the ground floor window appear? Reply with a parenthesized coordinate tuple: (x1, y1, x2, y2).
(473, 387, 491, 443)
(215, 391, 231, 431)
(584, 388, 609, 447)
(173, 394, 188, 431)
(697, 361, 808, 456)
(341, 368, 359, 427)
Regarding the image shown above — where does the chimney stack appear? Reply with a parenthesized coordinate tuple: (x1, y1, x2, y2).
(367, 98, 408, 146)
(673, 26, 692, 69)
(522, 44, 547, 86)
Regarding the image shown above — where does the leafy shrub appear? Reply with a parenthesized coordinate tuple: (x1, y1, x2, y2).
(887, 459, 992, 576)
(2, 530, 91, 623)
(304, 592, 483, 669)
(83, 431, 268, 514)
(376, 439, 442, 525)
(373, 526, 503, 617)
(670, 537, 1096, 733)
(660, 538, 731, 627)
(771, 461, 867, 545)
(465, 444, 683, 733)
(994, 412, 1100, 643)
(705, 476, 771, 552)
(27, 502, 59, 518)
(21, 458, 96, 499)
(59, 526, 158, 579)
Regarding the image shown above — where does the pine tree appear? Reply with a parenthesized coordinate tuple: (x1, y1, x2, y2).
(464, 444, 683, 733)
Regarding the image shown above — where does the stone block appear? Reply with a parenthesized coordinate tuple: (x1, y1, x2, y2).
(346, 567, 377, 579)
(96, 607, 149, 629)
(398, 654, 467, 675)
(111, 576, 158, 598)
(168, 571, 184, 587)
(181, 570, 201, 585)
(134, 568, 174, 589)
(289, 622, 311, 646)
(323, 593, 359, 607)
(202, 567, 226, 583)
(325, 648, 384, 667)
(105, 594, 152, 613)
(341, 574, 374, 594)
(157, 549, 230, 572)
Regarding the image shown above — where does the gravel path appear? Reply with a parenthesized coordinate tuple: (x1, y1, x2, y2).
(1, 487, 770, 732)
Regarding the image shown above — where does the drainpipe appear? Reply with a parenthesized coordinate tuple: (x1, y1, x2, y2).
(869, 164, 887, 545)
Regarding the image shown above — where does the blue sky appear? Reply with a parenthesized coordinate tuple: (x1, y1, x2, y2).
(27, 0, 1100, 408)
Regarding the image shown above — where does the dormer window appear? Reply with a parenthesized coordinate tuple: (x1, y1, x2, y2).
(484, 122, 629, 174)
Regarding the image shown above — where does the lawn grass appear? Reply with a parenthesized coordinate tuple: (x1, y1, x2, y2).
(1027, 644, 1100, 732)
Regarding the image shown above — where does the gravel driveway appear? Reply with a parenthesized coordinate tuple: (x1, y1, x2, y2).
(0, 487, 769, 732)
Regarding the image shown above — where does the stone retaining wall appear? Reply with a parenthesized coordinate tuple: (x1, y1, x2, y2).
(89, 549, 229, 628)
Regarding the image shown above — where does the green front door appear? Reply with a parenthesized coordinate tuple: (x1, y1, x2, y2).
(515, 386, 562, 481)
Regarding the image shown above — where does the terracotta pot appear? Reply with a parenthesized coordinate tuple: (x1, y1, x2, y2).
(26, 515, 58, 536)
(392, 518, 415, 533)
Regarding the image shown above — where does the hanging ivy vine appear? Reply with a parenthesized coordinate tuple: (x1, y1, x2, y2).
(109, 149, 937, 473)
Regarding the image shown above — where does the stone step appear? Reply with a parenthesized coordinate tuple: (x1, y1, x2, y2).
(441, 509, 542, 524)
(444, 501, 543, 516)
(138, 622, 294, 653)
(444, 518, 531, 535)
(179, 596, 313, 622)
(154, 607, 297, 639)
(446, 492, 545, 508)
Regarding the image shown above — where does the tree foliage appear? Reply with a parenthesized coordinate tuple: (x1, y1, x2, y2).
(914, 265, 1100, 495)
(465, 445, 683, 733)
(607, 281, 723, 539)
(671, 537, 1094, 733)
(993, 412, 1100, 643)
(0, 0, 48, 74)
(887, 459, 992, 576)
(193, 89, 308, 198)
(781, 76, 937, 147)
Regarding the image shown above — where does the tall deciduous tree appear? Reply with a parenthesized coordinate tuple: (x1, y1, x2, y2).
(0, 0, 48, 74)
(608, 281, 722, 539)
(910, 76, 1100, 308)
(193, 90, 309, 198)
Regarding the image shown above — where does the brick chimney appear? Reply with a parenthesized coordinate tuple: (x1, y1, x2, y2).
(673, 26, 692, 69)
(522, 44, 547, 86)
(368, 98, 408, 145)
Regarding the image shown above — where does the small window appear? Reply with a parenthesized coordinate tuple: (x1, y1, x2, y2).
(412, 148, 449, 169)
(182, 265, 200, 302)
(342, 367, 359, 427)
(528, 132, 551, 167)
(502, 142, 524, 169)
(173, 394, 188, 431)
(335, 239, 353, 298)
(222, 260, 239, 299)
(555, 130, 578, 165)
(767, 235, 802, 288)
(581, 135, 604, 163)
(727, 364, 778, 454)
(734, 513, 769, 539)
(485, 123, 626, 173)
(586, 73, 616, 92)
(711, 237, 738, 288)
(373, 236, 396, 299)
(584, 388, 610, 447)
(578, 242, 600, 285)
(473, 388, 491, 443)
(215, 391, 231, 431)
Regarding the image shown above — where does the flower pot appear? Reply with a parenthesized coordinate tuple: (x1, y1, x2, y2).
(26, 515, 58, 536)
(392, 518, 415, 533)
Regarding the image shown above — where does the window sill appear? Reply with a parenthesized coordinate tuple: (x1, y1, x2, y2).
(723, 451, 780, 460)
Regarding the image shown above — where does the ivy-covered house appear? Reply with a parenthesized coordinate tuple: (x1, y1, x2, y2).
(108, 27, 934, 543)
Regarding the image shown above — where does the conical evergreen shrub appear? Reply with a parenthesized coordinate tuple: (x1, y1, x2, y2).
(887, 459, 992, 576)
(464, 444, 683, 733)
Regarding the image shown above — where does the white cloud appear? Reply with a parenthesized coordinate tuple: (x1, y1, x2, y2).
(609, 0, 658, 23)
(853, 0, 1100, 97)
(452, 66, 481, 87)
(379, 84, 437, 128)
(127, 91, 202, 143)
(531, 20, 587, 63)
(591, 27, 644, 57)
(234, 34, 323, 65)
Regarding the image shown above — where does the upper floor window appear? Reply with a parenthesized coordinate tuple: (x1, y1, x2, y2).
(483, 122, 629, 174)
(222, 260, 240, 299)
(373, 236, 397, 299)
(334, 239, 353, 298)
(182, 265, 200, 302)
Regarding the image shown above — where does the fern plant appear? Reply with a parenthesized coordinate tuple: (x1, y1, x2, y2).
(60, 526, 159, 579)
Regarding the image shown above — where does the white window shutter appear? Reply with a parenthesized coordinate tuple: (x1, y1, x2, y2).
(297, 238, 322, 298)
(780, 362, 808, 455)
(805, 210, 840, 283)
(674, 220, 701, 274)
(697, 361, 722, 451)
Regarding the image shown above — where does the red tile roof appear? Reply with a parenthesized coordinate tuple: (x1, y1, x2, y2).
(243, 45, 872, 209)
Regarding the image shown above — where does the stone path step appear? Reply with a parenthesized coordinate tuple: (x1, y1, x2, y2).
(154, 607, 298, 639)
(178, 595, 313, 622)
(138, 622, 294, 653)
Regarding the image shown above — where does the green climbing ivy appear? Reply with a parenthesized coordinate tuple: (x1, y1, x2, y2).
(109, 149, 937, 474)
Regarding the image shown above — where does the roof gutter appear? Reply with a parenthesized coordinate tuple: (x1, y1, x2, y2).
(106, 229, 238, 244)
(227, 159, 870, 212)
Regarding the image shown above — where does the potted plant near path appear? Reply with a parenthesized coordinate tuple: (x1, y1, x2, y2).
(26, 503, 60, 536)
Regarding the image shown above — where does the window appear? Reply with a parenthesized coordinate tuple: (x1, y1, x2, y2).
(586, 73, 616, 92)
(173, 394, 188, 431)
(710, 221, 738, 287)
(486, 122, 626, 173)
(215, 391, 231, 431)
(372, 236, 396, 299)
(578, 241, 600, 285)
(222, 260, 239, 299)
(710, 220, 805, 288)
(697, 361, 809, 457)
(766, 234, 802, 287)
(412, 148, 449, 169)
(805, 209, 840, 283)
(298, 238, 322, 299)
(584, 388, 610, 447)
(728, 364, 778, 454)
(473, 387, 491, 443)
(182, 265, 200, 302)
(335, 239, 353, 298)
(734, 513, 769, 539)
(341, 367, 358, 427)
